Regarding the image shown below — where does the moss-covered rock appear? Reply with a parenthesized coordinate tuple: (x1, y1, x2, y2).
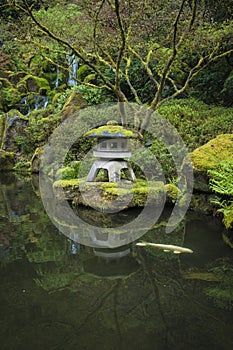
(0, 150, 15, 171)
(165, 183, 180, 202)
(61, 90, 87, 119)
(0, 114, 6, 149)
(77, 65, 92, 81)
(31, 146, 44, 173)
(53, 178, 166, 209)
(190, 134, 233, 172)
(21, 75, 51, 94)
(9, 71, 27, 86)
(190, 134, 233, 193)
(1, 110, 28, 153)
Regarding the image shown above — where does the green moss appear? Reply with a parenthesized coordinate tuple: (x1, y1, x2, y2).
(77, 65, 92, 81)
(85, 125, 138, 138)
(104, 187, 131, 196)
(52, 92, 62, 104)
(6, 109, 27, 120)
(0, 150, 15, 170)
(221, 202, 233, 229)
(2, 87, 21, 108)
(21, 75, 51, 94)
(56, 164, 80, 180)
(190, 134, 233, 172)
(0, 114, 6, 149)
(100, 182, 117, 189)
(53, 178, 165, 208)
(13, 159, 31, 172)
(31, 146, 45, 173)
(83, 73, 96, 84)
(165, 184, 180, 200)
(53, 178, 83, 189)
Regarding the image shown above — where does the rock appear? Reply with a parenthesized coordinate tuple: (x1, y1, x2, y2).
(1, 110, 28, 153)
(0, 150, 15, 171)
(165, 183, 180, 202)
(53, 178, 166, 209)
(61, 90, 87, 119)
(77, 65, 92, 81)
(31, 146, 44, 173)
(9, 71, 27, 86)
(190, 134, 233, 193)
(190, 134, 233, 171)
(20, 75, 51, 94)
(0, 114, 6, 148)
(189, 193, 216, 214)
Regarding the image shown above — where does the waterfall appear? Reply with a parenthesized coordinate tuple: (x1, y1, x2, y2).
(55, 66, 59, 88)
(67, 54, 78, 86)
(19, 95, 50, 116)
(20, 96, 31, 116)
(34, 95, 49, 111)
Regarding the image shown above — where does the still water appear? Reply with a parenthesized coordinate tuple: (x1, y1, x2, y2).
(0, 173, 233, 350)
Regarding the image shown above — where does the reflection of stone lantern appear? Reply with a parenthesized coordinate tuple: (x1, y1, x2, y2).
(86, 121, 138, 183)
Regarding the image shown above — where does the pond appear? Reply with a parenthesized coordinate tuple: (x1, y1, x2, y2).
(0, 173, 233, 350)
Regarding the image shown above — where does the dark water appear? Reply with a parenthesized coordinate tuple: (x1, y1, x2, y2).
(0, 173, 233, 350)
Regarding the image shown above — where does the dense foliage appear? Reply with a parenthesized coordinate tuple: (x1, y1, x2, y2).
(0, 0, 232, 123)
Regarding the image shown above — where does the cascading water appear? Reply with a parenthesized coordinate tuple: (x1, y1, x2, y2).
(34, 95, 49, 111)
(67, 54, 78, 86)
(18, 55, 79, 116)
(19, 95, 50, 116)
(55, 66, 59, 88)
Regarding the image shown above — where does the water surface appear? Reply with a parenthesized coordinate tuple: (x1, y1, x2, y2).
(0, 173, 232, 350)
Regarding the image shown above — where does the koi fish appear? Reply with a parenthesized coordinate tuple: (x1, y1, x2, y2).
(136, 241, 193, 254)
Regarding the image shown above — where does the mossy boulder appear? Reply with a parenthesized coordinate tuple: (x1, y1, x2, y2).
(20, 75, 51, 94)
(61, 90, 87, 118)
(190, 134, 233, 192)
(53, 178, 166, 209)
(1, 110, 28, 153)
(165, 183, 180, 202)
(77, 65, 92, 82)
(0, 150, 15, 171)
(190, 134, 233, 171)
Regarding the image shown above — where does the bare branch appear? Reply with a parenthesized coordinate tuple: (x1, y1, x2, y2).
(124, 56, 142, 105)
(158, 47, 233, 107)
(16, 0, 117, 94)
(128, 46, 160, 88)
(114, 0, 126, 97)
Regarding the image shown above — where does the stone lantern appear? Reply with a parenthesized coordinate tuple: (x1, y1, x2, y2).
(86, 121, 138, 183)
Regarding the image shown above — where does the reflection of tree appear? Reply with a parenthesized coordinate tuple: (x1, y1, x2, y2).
(1, 174, 233, 349)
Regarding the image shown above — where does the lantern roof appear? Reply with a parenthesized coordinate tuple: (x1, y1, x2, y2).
(85, 121, 140, 138)
(85, 123, 140, 139)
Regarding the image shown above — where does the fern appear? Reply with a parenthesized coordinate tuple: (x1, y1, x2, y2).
(208, 161, 233, 196)
(208, 161, 233, 229)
